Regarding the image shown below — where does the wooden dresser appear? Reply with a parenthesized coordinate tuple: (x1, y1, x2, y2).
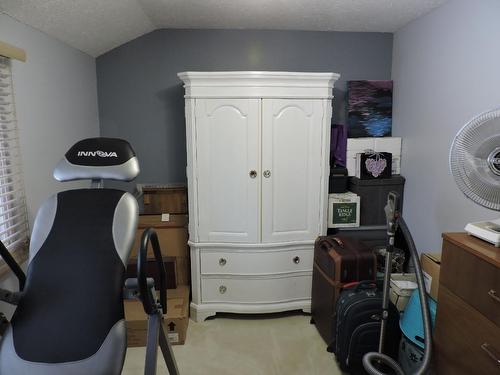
(434, 233, 500, 374)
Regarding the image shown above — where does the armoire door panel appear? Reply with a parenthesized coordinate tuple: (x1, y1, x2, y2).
(261, 99, 324, 242)
(195, 99, 260, 243)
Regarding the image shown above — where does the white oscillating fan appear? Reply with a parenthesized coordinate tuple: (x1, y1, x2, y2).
(450, 108, 500, 247)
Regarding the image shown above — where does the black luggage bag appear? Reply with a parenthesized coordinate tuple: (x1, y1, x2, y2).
(334, 281, 401, 374)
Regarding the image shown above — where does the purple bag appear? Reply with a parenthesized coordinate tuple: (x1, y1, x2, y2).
(331, 124, 347, 167)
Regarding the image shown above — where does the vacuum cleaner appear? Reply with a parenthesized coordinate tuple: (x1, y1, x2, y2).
(363, 192, 432, 375)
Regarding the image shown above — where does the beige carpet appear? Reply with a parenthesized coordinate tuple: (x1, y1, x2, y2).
(123, 312, 342, 375)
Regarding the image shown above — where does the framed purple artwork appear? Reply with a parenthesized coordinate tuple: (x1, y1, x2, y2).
(347, 80, 393, 138)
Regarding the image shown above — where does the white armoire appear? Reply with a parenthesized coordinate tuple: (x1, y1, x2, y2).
(178, 71, 340, 321)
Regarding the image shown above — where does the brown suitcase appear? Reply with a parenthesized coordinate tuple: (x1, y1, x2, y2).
(314, 236, 376, 283)
(311, 235, 377, 348)
(311, 261, 343, 348)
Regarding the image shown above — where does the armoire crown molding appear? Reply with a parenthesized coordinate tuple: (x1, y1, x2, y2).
(178, 71, 340, 99)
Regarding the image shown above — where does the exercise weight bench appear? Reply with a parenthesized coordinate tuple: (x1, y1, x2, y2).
(0, 138, 179, 375)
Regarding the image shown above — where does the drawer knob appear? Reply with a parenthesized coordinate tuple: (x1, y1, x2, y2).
(219, 285, 227, 294)
(293, 256, 300, 264)
(488, 289, 500, 303)
(480, 343, 500, 366)
(219, 258, 227, 266)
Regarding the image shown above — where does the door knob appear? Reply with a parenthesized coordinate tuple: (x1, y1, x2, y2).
(249, 170, 257, 178)
(263, 170, 271, 178)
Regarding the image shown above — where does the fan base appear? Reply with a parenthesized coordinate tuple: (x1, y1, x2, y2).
(465, 218, 500, 247)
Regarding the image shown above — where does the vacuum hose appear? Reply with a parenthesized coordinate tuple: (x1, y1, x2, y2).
(363, 217, 433, 375)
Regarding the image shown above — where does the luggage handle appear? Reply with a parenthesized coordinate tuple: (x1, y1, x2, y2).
(343, 281, 360, 289)
(331, 237, 344, 248)
(352, 280, 377, 292)
(341, 280, 377, 291)
(319, 237, 344, 252)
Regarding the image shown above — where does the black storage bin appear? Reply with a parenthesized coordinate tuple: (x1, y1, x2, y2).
(348, 176, 405, 226)
(329, 166, 349, 193)
(331, 226, 388, 249)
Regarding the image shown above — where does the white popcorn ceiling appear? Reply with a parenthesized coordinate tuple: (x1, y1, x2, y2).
(0, 0, 448, 57)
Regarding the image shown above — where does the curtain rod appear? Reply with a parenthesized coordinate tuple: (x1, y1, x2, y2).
(0, 40, 26, 62)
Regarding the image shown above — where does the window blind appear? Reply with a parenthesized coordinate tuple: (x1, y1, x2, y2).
(0, 56, 28, 252)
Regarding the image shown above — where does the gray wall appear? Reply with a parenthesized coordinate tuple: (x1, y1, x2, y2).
(0, 14, 99, 318)
(392, 0, 500, 252)
(97, 29, 393, 185)
(0, 14, 99, 228)
(0, 14, 100, 226)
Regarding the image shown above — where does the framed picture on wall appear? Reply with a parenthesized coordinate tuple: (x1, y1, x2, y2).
(347, 80, 393, 138)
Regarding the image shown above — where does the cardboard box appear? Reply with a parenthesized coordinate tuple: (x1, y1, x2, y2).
(125, 285, 190, 347)
(420, 253, 441, 301)
(327, 192, 360, 228)
(175, 256, 190, 286)
(130, 214, 190, 286)
(131, 215, 188, 258)
(126, 256, 177, 289)
(141, 184, 187, 215)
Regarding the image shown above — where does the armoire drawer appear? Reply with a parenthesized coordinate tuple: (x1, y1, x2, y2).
(441, 239, 500, 326)
(434, 285, 500, 375)
(200, 249, 313, 275)
(201, 275, 312, 303)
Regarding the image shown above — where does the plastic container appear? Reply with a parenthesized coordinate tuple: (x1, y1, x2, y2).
(348, 176, 405, 226)
(398, 334, 424, 374)
(390, 273, 417, 312)
(399, 289, 437, 349)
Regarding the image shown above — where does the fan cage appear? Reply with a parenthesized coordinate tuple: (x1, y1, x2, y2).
(450, 108, 500, 211)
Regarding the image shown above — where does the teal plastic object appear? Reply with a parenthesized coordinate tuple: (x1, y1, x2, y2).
(399, 289, 437, 349)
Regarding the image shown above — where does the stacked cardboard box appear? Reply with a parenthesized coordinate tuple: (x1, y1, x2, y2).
(141, 184, 187, 215)
(421, 252, 441, 301)
(125, 186, 191, 346)
(129, 214, 190, 285)
(125, 285, 190, 346)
